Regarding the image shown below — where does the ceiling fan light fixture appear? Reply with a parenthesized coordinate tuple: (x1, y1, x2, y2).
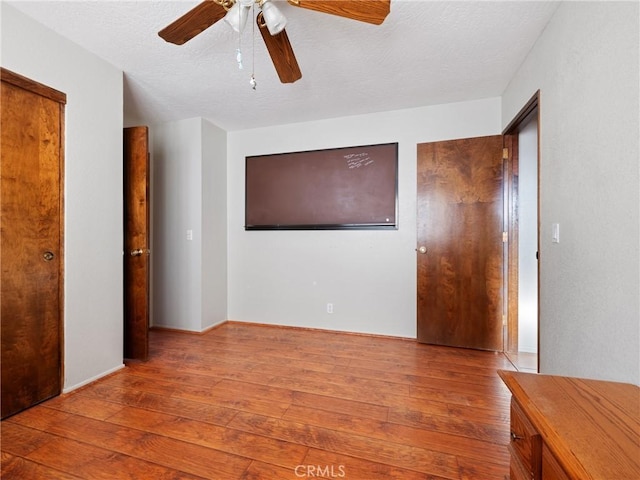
(224, 0, 254, 33)
(260, 0, 287, 35)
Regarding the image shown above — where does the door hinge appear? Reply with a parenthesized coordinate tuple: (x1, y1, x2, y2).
(502, 315, 507, 326)
(503, 147, 509, 160)
(502, 231, 508, 243)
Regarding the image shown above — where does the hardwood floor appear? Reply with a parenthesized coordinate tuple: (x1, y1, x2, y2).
(1, 322, 515, 479)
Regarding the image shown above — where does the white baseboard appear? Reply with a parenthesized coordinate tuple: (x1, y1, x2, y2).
(62, 363, 125, 394)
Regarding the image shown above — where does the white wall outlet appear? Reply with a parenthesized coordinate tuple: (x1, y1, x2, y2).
(186, 229, 193, 241)
(326, 303, 333, 314)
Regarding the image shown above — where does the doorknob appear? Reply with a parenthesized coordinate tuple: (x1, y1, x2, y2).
(43, 251, 55, 261)
(130, 249, 143, 256)
(416, 246, 427, 254)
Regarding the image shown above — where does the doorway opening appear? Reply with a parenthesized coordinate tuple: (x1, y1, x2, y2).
(504, 91, 540, 372)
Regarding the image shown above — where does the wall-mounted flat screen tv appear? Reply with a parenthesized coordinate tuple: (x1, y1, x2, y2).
(245, 143, 398, 230)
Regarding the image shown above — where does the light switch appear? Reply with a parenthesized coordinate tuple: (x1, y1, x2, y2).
(186, 229, 193, 241)
(552, 223, 560, 243)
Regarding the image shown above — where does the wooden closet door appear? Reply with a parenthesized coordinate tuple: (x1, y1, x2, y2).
(1, 69, 65, 418)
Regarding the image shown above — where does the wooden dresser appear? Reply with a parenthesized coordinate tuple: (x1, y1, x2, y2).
(498, 370, 640, 480)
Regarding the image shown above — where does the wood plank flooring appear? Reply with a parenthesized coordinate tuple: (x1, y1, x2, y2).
(1, 322, 516, 479)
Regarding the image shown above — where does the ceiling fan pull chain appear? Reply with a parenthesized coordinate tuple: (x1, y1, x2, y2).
(236, 4, 244, 70)
(250, 3, 257, 90)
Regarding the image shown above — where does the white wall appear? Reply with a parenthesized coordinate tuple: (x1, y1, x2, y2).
(201, 119, 228, 330)
(227, 98, 501, 338)
(502, 2, 640, 384)
(1, 4, 125, 390)
(151, 117, 227, 331)
(151, 118, 203, 331)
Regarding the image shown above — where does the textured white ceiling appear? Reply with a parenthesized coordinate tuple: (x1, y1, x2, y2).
(7, 0, 560, 131)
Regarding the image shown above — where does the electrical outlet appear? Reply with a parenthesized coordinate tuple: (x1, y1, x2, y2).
(327, 303, 333, 314)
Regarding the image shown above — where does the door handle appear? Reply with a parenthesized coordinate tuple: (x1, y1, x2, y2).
(416, 246, 427, 254)
(130, 249, 143, 256)
(43, 251, 55, 261)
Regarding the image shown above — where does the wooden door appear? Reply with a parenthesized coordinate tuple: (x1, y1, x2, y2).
(1, 69, 65, 418)
(417, 135, 504, 351)
(124, 126, 150, 360)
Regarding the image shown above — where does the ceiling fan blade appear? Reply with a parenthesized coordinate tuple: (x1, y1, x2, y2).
(159, 0, 228, 45)
(258, 16, 302, 84)
(287, 0, 390, 25)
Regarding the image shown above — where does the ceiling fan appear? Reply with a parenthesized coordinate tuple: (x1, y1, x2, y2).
(158, 0, 391, 84)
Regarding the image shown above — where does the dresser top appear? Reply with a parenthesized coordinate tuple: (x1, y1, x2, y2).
(499, 370, 640, 480)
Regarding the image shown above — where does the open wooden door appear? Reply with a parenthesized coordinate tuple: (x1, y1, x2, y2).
(416, 135, 504, 351)
(1, 69, 65, 418)
(124, 126, 150, 360)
